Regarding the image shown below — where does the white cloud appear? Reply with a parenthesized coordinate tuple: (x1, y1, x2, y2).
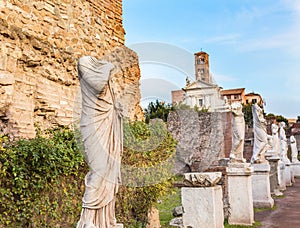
(204, 34, 241, 45)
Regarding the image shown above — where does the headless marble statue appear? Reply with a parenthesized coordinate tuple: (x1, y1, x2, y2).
(76, 56, 122, 228)
(279, 122, 290, 163)
(271, 121, 280, 157)
(290, 135, 299, 163)
(251, 104, 267, 163)
(229, 102, 246, 163)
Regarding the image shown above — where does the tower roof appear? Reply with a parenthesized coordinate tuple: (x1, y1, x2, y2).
(194, 51, 209, 56)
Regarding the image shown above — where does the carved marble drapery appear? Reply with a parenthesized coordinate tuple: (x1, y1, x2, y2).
(76, 56, 122, 228)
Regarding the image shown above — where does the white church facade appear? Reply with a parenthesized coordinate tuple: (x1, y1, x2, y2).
(172, 51, 226, 112)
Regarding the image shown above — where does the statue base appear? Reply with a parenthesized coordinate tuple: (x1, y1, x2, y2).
(266, 155, 280, 195)
(116, 224, 123, 228)
(278, 161, 286, 191)
(226, 163, 254, 226)
(251, 163, 274, 208)
(285, 162, 293, 186)
(182, 185, 224, 228)
(291, 162, 300, 177)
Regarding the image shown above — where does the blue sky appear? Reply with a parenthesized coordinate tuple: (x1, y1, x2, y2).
(123, 0, 300, 118)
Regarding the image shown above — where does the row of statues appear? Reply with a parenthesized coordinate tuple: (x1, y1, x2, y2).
(75, 52, 298, 227)
(229, 102, 299, 164)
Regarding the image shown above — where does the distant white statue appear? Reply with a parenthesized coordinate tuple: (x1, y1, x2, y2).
(251, 104, 267, 163)
(271, 120, 280, 157)
(229, 102, 246, 163)
(290, 135, 299, 163)
(279, 122, 290, 163)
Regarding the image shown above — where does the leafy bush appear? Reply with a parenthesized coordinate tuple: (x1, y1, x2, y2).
(0, 127, 87, 227)
(0, 121, 177, 227)
(116, 120, 177, 227)
(144, 100, 174, 123)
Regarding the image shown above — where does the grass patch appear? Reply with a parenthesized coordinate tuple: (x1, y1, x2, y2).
(224, 219, 261, 227)
(155, 187, 181, 227)
(273, 194, 286, 199)
(254, 205, 277, 213)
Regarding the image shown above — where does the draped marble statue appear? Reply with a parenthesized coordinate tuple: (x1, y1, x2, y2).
(271, 121, 281, 157)
(229, 102, 246, 163)
(251, 104, 267, 163)
(279, 122, 290, 163)
(290, 135, 299, 163)
(76, 56, 123, 228)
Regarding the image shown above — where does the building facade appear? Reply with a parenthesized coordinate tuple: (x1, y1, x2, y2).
(172, 51, 225, 111)
(245, 92, 264, 106)
(220, 88, 246, 105)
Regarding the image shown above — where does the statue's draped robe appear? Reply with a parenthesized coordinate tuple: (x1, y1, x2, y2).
(230, 105, 245, 162)
(271, 123, 280, 157)
(291, 135, 299, 163)
(77, 56, 122, 228)
(280, 124, 290, 163)
(251, 104, 267, 163)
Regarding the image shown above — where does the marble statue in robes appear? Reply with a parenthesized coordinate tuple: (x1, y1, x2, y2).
(229, 102, 246, 163)
(279, 122, 290, 163)
(76, 55, 123, 228)
(290, 135, 299, 163)
(271, 121, 280, 157)
(250, 104, 267, 163)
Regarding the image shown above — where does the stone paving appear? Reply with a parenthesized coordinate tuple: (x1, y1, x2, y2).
(255, 178, 300, 227)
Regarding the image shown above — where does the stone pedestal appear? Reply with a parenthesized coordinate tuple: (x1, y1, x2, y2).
(182, 186, 224, 228)
(285, 163, 293, 186)
(292, 162, 300, 177)
(116, 224, 123, 228)
(291, 164, 295, 183)
(251, 163, 274, 208)
(227, 163, 254, 226)
(266, 155, 281, 195)
(278, 161, 286, 191)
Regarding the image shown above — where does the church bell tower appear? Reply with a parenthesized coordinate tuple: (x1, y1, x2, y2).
(194, 51, 210, 83)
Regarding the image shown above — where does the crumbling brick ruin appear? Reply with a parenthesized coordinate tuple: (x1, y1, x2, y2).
(0, 0, 143, 138)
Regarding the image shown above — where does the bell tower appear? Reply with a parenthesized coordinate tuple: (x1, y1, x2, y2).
(194, 51, 210, 83)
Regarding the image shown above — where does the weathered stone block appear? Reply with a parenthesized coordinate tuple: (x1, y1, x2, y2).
(292, 162, 300, 177)
(183, 172, 222, 187)
(285, 163, 293, 186)
(278, 160, 286, 191)
(251, 163, 274, 208)
(182, 186, 224, 228)
(227, 163, 254, 226)
(266, 156, 280, 195)
(0, 72, 14, 85)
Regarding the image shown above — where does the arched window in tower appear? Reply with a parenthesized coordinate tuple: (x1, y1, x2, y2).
(197, 56, 205, 64)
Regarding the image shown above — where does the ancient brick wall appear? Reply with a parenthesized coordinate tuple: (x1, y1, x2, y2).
(168, 110, 232, 173)
(0, 0, 143, 138)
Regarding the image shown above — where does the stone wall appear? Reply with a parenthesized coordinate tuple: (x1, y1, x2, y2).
(168, 110, 232, 173)
(244, 128, 254, 162)
(0, 0, 143, 138)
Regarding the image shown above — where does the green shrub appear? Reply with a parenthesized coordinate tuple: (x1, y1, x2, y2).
(0, 121, 177, 227)
(0, 127, 87, 227)
(116, 120, 177, 227)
